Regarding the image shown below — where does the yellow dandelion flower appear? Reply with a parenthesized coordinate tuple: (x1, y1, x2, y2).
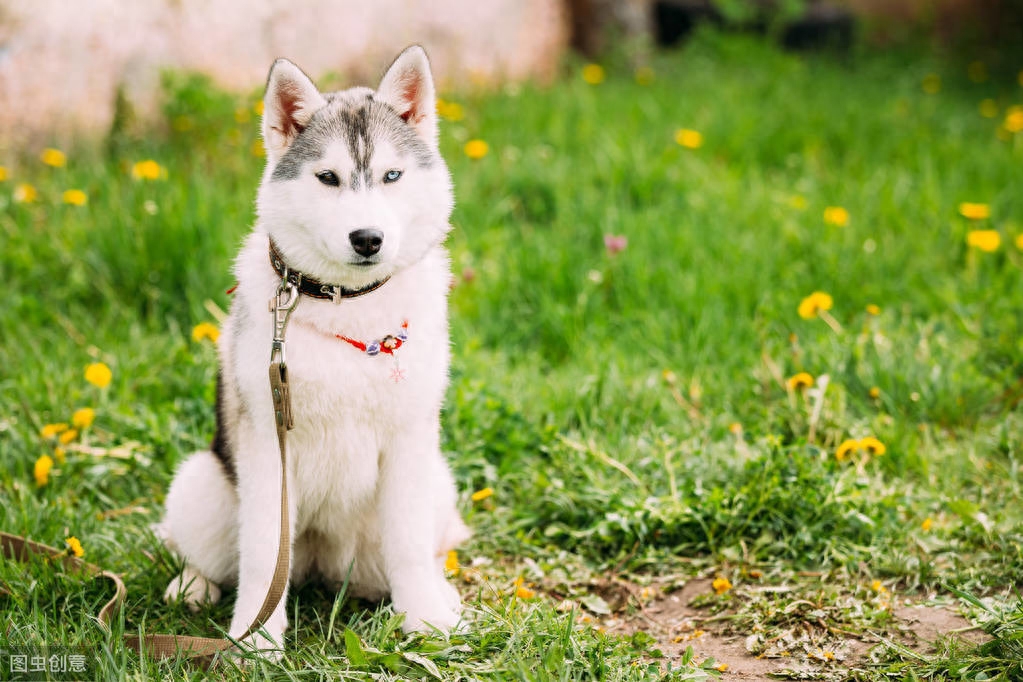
(634, 66, 655, 85)
(715, 663, 729, 672)
(131, 159, 164, 181)
(712, 577, 732, 595)
(1005, 106, 1023, 133)
(967, 229, 1001, 252)
(436, 98, 465, 122)
(866, 303, 881, 316)
(85, 362, 112, 389)
(471, 487, 494, 502)
(464, 139, 489, 160)
(922, 73, 941, 94)
(62, 189, 88, 206)
(581, 63, 605, 85)
(869, 386, 881, 399)
(250, 138, 265, 157)
(34, 454, 54, 487)
(58, 429, 79, 445)
(728, 422, 743, 435)
(921, 517, 933, 532)
(870, 579, 887, 593)
(979, 99, 999, 118)
(835, 438, 859, 461)
(0, 166, 8, 181)
(444, 550, 459, 575)
(65, 536, 84, 558)
(516, 585, 536, 599)
(1016, 234, 1023, 251)
(41, 423, 69, 439)
(823, 206, 849, 226)
(191, 321, 220, 343)
(786, 372, 814, 391)
(54, 447, 66, 464)
(959, 202, 991, 220)
(860, 436, 886, 456)
(445, 103, 465, 122)
(72, 407, 95, 429)
(513, 577, 536, 599)
(797, 291, 833, 320)
(254, 100, 264, 116)
(40, 148, 67, 168)
(674, 128, 703, 149)
(13, 183, 38, 203)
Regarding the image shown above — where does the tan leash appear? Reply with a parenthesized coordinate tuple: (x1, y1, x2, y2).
(1, 278, 300, 667)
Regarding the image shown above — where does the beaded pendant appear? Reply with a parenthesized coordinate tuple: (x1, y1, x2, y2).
(335, 321, 409, 382)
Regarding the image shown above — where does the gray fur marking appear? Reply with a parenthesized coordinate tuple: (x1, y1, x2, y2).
(270, 123, 327, 182)
(270, 96, 435, 184)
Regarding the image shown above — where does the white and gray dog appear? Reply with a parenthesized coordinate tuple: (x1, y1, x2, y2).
(158, 46, 469, 655)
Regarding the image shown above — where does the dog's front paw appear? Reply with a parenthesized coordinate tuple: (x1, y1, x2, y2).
(228, 608, 287, 660)
(219, 638, 284, 668)
(402, 606, 460, 634)
(235, 633, 285, 663)
(439, 578, 463, 613)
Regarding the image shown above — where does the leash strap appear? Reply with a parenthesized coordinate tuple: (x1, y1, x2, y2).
(0, 531, 126, 627)
(235, 358, 292, 645)
(1, 282, 299, 668)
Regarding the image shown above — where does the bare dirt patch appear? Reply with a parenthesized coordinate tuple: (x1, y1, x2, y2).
(893, 604, 988, 650)
(601, 578, 988, 681)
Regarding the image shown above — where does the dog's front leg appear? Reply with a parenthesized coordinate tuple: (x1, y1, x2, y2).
(379, 421, 460, 633)
(228, 418, 295, 656)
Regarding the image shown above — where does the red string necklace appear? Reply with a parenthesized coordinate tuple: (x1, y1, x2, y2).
(335, 321, 410, 381)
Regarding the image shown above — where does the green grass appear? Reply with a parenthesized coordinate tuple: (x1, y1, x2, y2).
(2, 29, 1023, 680)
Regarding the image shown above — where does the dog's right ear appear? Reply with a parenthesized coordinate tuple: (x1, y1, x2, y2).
(262, 59, 326, 161)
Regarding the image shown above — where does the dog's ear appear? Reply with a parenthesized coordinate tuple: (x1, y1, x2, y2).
(376, 45, 438, 145)
(262, 59, 326, 160)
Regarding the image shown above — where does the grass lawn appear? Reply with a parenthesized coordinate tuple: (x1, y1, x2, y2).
(2, 29, 1023, 680)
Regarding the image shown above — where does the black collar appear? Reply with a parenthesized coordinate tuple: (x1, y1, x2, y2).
(269, 239, 390, 303)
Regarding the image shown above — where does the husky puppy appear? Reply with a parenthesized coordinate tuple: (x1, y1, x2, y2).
(158, 46, 469, 653)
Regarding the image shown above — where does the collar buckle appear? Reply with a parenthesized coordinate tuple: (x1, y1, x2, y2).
(320, 284, 343, 305)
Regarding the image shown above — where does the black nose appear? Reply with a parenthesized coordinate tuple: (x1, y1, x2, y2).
(349, 228, 383, 257)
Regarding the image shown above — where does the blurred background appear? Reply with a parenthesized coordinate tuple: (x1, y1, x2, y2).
(2, 2, 1023, 677)
(2, 0, 1022, 146)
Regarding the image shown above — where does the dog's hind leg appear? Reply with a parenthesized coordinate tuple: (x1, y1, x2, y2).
(158, 449, 239, 611)
(163, 565, 222, 612)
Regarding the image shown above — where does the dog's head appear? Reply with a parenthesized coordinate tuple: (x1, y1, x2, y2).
(256, 46, 453, 289)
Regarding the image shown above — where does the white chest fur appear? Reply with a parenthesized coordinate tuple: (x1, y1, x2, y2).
(229, 233, 452, 530)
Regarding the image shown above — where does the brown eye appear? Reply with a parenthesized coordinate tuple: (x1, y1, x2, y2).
(316, 170, 340, 187)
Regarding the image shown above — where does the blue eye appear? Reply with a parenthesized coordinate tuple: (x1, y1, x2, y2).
(383, 169, 403, 184)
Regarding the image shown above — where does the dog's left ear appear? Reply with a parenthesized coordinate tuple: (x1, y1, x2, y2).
(377, 45, 438, 145)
